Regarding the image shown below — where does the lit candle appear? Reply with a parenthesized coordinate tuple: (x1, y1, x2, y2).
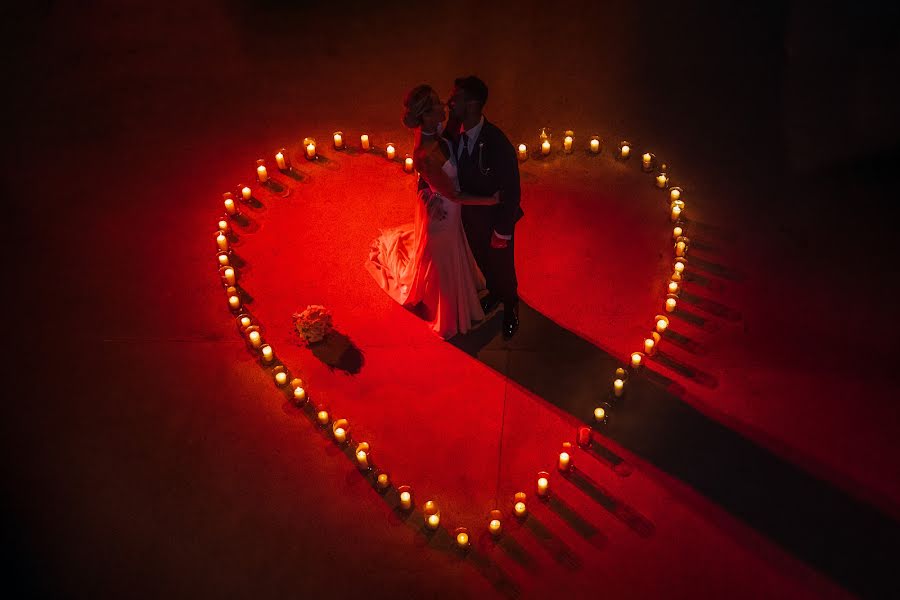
(642, 152, 652, 168)
(670, 188, 682, 201)
(426, 514, 440, 529)
(316, 408, 329, 425)
(616, 367, 627, 379)
(216, 232, 229, 252)
(537, 475, 549, 497)
(666, 298, 677, 313)
(217, 252, 230, 267)
(376, 472, 390, 490)
(246, 331, 260, 349)
(260, 344, 273, 362)
(517, 143, 527, 161)
(590, 137, 600, 153)
(489, 518, 502, 536)
(558, 451, 571, 472)
(657, 174, 668, 188)
(360, 134, 370, 151)
(514, 501, 527, 517)
(668, 281, 679, 295)
(613, 378, 624, 397)
(674, 260, 685, 274)
(238, 315, 251, 329)
(385, 143, 396, 160)
(671, 205, 682, 221)
(424, 500, 440, 529)
(333, 131, 344, 149)
(256, 163, 268, 183)
(644, 337, 656, 356)
(241, 186, 252, 202)
(631, 352, 643, 368)
(399, 488, 412, 511)
(274, 370, 287, 386)
(671, 270, 682, 283)
(541, 140, 551, 155)
(293, 386, 307, 403)
(333, 426, 347, 444)
(594, 406, 607, 422)
(275, 150, 287, 170)
(620, 144, 631, 159)
(404, 156, 414, 173)
(224, 197, 237, 216)
(228, 294, 240, 311)
(222, 267, 236, 286)
(456, 531, 469, 549)
(217, 219, 230, 235)
(656, 318, 668, 333)
(673, 225, 683, 240)
(305, 142, 316, 160)
(563, 135, 573, 153)
(676, 241, 686, 256)
(355, 443, 369, 469)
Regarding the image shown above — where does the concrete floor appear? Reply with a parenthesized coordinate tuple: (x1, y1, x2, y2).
(5, 1, 899, 598)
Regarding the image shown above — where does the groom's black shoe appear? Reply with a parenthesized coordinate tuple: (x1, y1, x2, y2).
(502, 303, 519, 339)
(481, 293, 501, 316)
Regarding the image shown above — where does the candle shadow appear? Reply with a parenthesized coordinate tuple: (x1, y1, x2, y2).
(682, 217, 734, 240)
(514, 514, 582, 570)
(450, 301, 899, 597)
(226, 251, 247, 269)
(262, 179, 289, 196)
(562, 469, 654, 538)
(279, 168, 306, 182)
(688, 239, 719, 253)
(481, 531, 537, 571)
(687, 255, 742, 282)
(539, 493, 607, 549)
(669, 306, 710, 330)
(680, 290, 742, 322)
(651, 350, 719, 389)
(682, 271, 725, 292)
(306, 155, 342, 171)
(582, 437, 633, 477)
(241, 195, 266, 211)
(661, 328, 706, 355)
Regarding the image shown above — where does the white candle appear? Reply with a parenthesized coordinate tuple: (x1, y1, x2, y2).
(642, 152, 652, 167)
(489, 519, 502, 535)
(613, 378, 624, 397)
(631, 352, 643, 368)
(673, 225, 683, 240)
(426, 514, 440, 529)
(590, 138, 600, 153)
(676, 241, 686, 256)
(217, 252, 230, 267)
(404, 156, 414, 173)
(376, 472, 390, 490)
(670, 188, 681, 201)
(517, 143, 527, 160)
(621, 144, 631, 159)
(248, 330, 261, 348)
(594, 406, 606, 421)
(456, 531, 469, 548)
(356, 449, 368, 469)
(256, 164, 268, 183)
(656, 318, 668, 333)
(228, 295, 240, 311)
(671, 205, 682, 221)
(644, 338, 656, 355)
(558, 452, 571, 471)
(275, 151, 286, 170)
(316, 409, 329, 425)
(260, 344, 273, 362)
(216, 232, 228, 252)
(238, 315, 251, 329)
(223, 267, 235, 286)
(666, 298, 677, 313)
(333, 132, 344, 149)
(668, 281, 679, 294)
(656, 174, 668, 188)
(293, 386, 306, 403)
(274, 371, 287, 386)
(360, 134, 370, 150)
(674, 261, 685, 274)
(385, 144, 396, 160)
(563, 135, 573, 152)
(224, 198, 236, 215)
(241, 186, 252, 201)
(514, 501, 527, 517)
(541, 140, 550, 155)
(334, 427, 347, 444)
(537, 476, 549, 497)
(217, 219, 229, 234)
(305, 143, 316, 160)
(399, 490, 412, 510)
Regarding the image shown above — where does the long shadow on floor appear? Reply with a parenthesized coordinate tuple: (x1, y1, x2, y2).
(451, 302, 897, 599)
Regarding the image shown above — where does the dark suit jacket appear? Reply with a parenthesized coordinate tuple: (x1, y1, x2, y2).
(443, 116, 524, 237)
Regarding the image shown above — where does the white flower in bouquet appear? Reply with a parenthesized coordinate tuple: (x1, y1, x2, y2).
(292, 305, 333, 345)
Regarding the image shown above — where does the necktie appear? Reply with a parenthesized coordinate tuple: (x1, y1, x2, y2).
(459, 132, 470, 164)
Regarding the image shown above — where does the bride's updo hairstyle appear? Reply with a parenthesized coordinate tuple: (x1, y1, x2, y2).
(402, 84, 436, 128)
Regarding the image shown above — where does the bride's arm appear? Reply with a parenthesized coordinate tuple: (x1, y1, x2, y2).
(417, 148, 499, 205)
(452, 192, 500, 206)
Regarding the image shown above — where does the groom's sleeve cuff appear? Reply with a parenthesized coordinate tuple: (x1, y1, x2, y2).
(493, 231, 512, 240)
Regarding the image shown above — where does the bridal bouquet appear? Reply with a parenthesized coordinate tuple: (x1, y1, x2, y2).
(292, 305, 333, 345)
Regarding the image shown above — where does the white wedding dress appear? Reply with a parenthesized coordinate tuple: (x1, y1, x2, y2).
(365, 138, 485, 339)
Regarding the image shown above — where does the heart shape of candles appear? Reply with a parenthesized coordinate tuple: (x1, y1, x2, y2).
(211, 129, 689, 545)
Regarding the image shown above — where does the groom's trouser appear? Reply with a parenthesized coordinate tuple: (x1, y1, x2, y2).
(463, 213, 518, 310)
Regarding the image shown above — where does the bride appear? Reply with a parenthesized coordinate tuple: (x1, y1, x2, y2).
(365, 84, 499, 339)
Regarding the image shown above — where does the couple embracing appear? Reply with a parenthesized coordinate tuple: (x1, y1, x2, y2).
(366, 76, 524, 340)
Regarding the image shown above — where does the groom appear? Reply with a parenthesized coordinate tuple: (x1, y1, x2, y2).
(445, 76, 524, 338)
